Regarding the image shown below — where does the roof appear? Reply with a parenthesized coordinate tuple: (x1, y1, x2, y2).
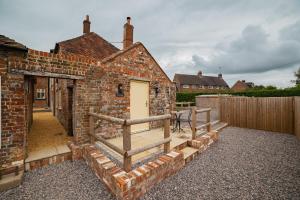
(232, 80, 254, 88)
(54, 32, 119, 60)
(102, 42, 173, 83)
(174, 73, 229, 87)
(0, 35, 27, 51)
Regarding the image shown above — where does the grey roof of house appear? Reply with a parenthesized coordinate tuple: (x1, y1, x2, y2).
(174, 73, 229, 87)
(0, 35, 27, 51)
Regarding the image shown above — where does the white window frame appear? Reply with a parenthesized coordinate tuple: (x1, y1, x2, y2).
(36, 88, 46, 100)
(182, 85, 189, 89)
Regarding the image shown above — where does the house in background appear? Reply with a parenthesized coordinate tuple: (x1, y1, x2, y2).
(33, 77, 49, 108)
(173, 71, 229, 92)
(231, 80, 254, 92)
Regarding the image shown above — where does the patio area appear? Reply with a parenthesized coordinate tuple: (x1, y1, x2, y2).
(2, 127, 299, 199)
(96, 120, 226, 165)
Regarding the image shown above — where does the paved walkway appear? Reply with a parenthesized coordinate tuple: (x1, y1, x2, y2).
(2, 127, 299, 199)
(26, 111, 71, 162)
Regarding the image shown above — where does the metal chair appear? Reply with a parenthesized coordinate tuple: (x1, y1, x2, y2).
(180, 108, 192, 130)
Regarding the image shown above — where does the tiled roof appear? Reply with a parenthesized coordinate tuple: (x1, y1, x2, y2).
(54, 32, 119, 60)
(174, 73, 229, 87)
(233, 80, 254, 88)
(0, 35, 27, 50)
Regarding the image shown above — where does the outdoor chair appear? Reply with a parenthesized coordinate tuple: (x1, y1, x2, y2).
(180, 107, 192, 130)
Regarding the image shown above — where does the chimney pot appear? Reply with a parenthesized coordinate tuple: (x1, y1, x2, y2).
(218, 73, 222, 78)
(197, 70, 203, 77)
(83, 15, 91, 34)
(123, 17, 134, 49)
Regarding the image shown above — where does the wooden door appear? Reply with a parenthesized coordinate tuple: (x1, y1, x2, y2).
(130, 80, 149, 132)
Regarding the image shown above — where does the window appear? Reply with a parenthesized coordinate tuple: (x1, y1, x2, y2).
(36, 89, 46, 99)
(182, 85, 189, 89)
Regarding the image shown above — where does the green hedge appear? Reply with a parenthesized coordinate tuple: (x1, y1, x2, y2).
(233, 88, 300, 97)
(176, 87, 300, 102)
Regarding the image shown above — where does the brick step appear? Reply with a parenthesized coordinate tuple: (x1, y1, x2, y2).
(171, 140, 188, 151)
(181, 147, 199, 164)
(25, 152, 72, 171)
(196, 122, 227, 137)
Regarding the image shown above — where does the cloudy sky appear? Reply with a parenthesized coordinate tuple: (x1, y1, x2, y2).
(1, 0, 300, 87)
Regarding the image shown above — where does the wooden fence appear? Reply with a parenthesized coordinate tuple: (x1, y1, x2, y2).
(220, 96, 295, 134)
(295, 97, 300, 139)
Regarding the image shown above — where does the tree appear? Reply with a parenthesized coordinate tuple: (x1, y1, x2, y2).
(295, 67, 300, 85)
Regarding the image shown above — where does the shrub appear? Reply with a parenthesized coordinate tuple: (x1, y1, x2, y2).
(176, 87, 300, 102)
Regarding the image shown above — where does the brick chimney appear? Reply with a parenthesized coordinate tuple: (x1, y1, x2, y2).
(218, 73, 222, 78)
(83, 15, 91, 34)
(123, 17, 134, 49)
(197, 70, 203, 77)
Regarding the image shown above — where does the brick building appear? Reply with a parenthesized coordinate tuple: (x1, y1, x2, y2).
(231, 80, 254, 92)
(33, 77, 49, 108)
(0, 16, 175, 190)
(173, 71, 229, 92)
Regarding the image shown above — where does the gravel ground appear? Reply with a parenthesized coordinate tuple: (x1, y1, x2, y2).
(1, 127, 299, 200)
(143, 127, 300, 200)
(0, 160, 115, 200)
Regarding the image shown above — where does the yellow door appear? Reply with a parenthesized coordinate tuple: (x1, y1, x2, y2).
(130, 80, 149, 132)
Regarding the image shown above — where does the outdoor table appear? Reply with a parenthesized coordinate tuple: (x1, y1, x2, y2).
(171, 110, 186, 133)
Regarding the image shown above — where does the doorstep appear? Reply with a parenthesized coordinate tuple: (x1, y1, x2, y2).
(25, 144, 71, 171)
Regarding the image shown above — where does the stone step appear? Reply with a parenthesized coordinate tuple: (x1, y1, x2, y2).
(181, 147, 199, 163)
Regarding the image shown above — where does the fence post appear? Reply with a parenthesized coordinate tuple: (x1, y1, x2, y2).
(89, 107, 95, 144)
(192, 107, 196, 140)
(206, 109, 211, 132)
(123, 122, 132, 172)
(164, 110, 171, 153)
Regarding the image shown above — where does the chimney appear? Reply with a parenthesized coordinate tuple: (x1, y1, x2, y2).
(242, 80, 246, 83)
(218, 73, 222, 78)
(83, 15, 91, 34)
(123, 17, 134, 49)
(197, 70, 203, 77)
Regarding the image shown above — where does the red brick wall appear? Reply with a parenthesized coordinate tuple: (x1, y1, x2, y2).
(1, 43, 175, 174)
(0, 49, 27, 173)
(55, 79, 74, 135)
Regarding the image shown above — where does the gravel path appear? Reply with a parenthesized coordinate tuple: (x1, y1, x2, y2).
(1, 127, 299, 200)
(143, 127, 300, 200)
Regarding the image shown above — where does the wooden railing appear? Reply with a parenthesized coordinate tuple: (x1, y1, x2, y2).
(191, 107, 211, 139)
(88, 107, 171, 172)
